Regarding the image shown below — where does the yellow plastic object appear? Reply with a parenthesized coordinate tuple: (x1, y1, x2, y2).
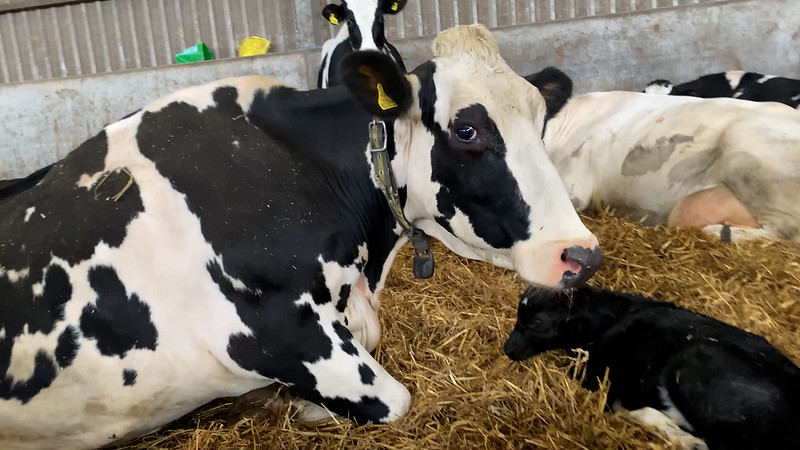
(238, 37, 271, 57)
(391, 2, 399, 11)
(376, 83, 398, 110)
(328, 14, 339, 25)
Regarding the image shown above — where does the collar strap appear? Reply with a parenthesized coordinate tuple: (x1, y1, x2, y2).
(369, 119, 434, 279)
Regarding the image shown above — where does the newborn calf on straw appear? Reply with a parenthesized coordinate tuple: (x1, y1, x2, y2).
(504, 285, 800, 450)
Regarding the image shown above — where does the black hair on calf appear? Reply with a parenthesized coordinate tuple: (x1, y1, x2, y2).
(504, 285, 800, 450)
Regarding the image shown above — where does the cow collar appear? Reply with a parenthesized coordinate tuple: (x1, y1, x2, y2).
(368, 119, 435, 279)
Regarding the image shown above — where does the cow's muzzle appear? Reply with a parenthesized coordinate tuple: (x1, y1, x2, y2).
(559, 245, 602, 288)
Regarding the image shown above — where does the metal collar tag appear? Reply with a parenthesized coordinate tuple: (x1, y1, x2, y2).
(368, 119, 434, 279)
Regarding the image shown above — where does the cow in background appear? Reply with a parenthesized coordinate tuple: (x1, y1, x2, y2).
(318, 0, 407, 88)
(525, 67, 800, 242)
(645, 71, 800, 110)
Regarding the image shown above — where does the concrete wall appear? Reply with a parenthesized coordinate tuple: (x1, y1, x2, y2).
(2, 0, 799, 178)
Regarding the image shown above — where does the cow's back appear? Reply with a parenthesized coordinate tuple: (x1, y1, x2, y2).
(546, 92, 800, 223)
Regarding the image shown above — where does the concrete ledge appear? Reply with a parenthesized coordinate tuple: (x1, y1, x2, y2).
(2, 0, 798, 178)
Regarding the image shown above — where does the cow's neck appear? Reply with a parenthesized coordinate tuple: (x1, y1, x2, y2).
(246, 85, 407, 294)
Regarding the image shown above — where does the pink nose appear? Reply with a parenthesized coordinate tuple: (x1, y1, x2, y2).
(559, 245, 602, 288)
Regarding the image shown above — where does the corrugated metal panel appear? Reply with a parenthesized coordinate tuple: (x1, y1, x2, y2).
(0, 0, 311, 84)
(1, 0, 732, 84)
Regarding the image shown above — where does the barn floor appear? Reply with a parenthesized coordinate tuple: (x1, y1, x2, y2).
(117, 213, 800, 450)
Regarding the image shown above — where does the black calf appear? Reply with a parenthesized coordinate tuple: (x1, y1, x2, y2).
(505, 285, 800, 450)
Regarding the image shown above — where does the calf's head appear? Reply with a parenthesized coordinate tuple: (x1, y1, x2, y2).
(323, 0, 407, 51)
(504, 287, 581, 361)
(341, 24, 600, 288)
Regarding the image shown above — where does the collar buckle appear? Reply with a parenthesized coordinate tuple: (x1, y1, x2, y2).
(368, 118, 435, 279)
(369, 119, 388, 153)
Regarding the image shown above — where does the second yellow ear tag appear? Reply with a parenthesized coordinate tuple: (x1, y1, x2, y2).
(391, 2, 399, 11)
(329, 14, 339, 25)
(377, 83, 398, 110)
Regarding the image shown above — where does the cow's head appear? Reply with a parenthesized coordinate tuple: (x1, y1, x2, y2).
(341, 24, 601, 288)
(322, 0, 407, 51)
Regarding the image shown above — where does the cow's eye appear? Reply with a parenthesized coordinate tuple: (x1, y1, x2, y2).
(455, 126, 477, 142)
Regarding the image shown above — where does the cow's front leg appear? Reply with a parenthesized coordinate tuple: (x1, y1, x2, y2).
(288, 298, 410, 424)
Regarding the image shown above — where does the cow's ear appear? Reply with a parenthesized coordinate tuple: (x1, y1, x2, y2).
(322, 4, 345, 25)
(341, 50, 412, 119)
(381, 0, 407, 14)
(525, 67, 573, 120)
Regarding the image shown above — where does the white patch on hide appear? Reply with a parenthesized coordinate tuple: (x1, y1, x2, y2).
(4, 331, 60, 383)
(725, 71, 745, 89)
(0, 265, 30, 283)
(625, 407, 708, 450)
(645, 83, 673, 95)
(319, 27, 350, 89)
(24, 207, 35, 223)
(658, 386, 693, 431)
(757, 75, 776, 84)
(319, 256, 361, 306)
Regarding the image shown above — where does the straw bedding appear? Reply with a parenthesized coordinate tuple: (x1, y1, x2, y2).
(117, 213, 800, 450)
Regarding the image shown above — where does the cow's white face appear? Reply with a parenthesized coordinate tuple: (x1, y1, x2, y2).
(323, 0, 406, 51)
(341, 25, 601, 288)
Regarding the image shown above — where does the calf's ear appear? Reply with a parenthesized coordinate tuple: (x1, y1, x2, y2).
(322, 4, 345, 25)
(525, 67, 573, 120)
(341, 50, 412, 119)
(381, 0, 408, 14)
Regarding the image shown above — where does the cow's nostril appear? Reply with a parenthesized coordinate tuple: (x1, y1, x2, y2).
(560, 245, 603, 288)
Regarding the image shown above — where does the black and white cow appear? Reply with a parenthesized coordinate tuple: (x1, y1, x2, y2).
(317, 0, 407, 88)
(504, 286, 800, 450)
(0, 25, 601, 449)
(645, 71, 800, 110)
(527, 67, 800, 242)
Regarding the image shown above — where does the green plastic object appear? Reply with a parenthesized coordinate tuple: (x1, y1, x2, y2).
(175, 42, 213, 64)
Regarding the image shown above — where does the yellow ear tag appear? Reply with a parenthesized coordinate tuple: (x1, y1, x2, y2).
(329, 14, 339, 25)
(376, 83, 398, 110)
(391, 2, 399, 11)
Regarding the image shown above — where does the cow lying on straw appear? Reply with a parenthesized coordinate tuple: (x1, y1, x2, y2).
(526, 67, 800, 242)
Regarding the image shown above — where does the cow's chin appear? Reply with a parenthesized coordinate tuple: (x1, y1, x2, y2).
(438, 241, 567, 289)
(414, 219, 584, 288)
